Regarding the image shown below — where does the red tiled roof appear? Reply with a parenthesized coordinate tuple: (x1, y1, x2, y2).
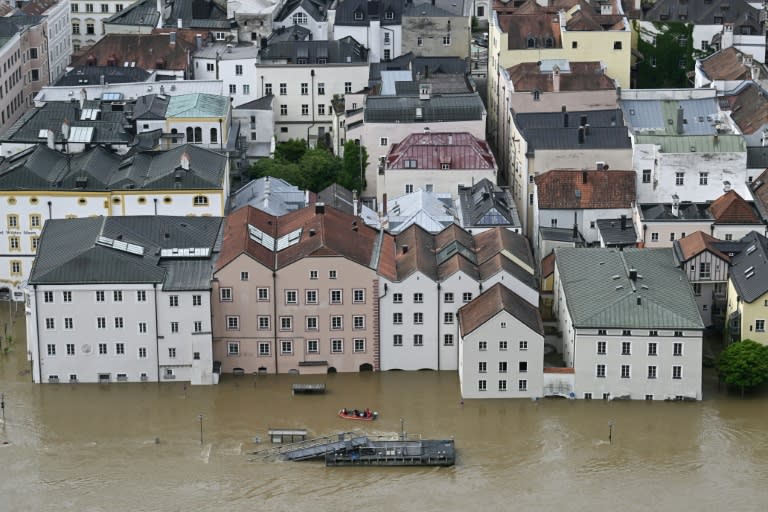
(386, 132, 496, 171)
(750, 168, 768, 218)
(458, 283, 543, 336)
(21, 0, 57, 15)
(708, 190, 760, 224)
(72, 33, 194, 71)
(543, 367, 575, 374)
(498, 14, 562, 50)
(541, 251, 556, 277)
(701, 48, 752, 81)
(676, 231, 730, 263)
(726, 82, 768, 135)
(216, 204, 385, 273)
(534, 169, 636, 209)
(506, 61, 616, 92)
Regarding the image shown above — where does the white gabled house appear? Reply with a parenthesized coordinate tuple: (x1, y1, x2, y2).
(458, 283, 544, 399)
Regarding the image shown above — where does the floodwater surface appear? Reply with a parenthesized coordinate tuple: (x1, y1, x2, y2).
(1, 303, 767, 511)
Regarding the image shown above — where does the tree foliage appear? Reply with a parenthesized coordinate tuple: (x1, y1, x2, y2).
(717, 339, 768, 397)
(251, 140, 356, 192)
(339, 140, 368, 193)
(634, 21, 697, 88)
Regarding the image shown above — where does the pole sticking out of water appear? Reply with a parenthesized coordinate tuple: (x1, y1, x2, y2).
(1, 392, 5, 423)
(198, 413, 204, 445)
(608, 421, 613, 444)
(400, 417, 405, 441)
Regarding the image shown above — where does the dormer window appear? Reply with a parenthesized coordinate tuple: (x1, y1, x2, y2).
(441, 163, 450, 170)
(533, 90, 540, 101)
(354, 10, 363, 20)
(385, 10, 394, 20)
(526, 37, 535, 48)
(293, 12, 307, 25)
(544, 37, 554, 48)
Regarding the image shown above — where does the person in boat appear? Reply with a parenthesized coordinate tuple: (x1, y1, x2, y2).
(354, 409, 359, 417)
(365, 408, 371, 418)
(342, 408, 347, 415)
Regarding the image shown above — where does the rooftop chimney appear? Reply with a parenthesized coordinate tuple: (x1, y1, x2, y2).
(620, 214, 627, 230)
(180, 151, 190, 170)
(169, 32, 176, 46)
(353, 189, 359, 217)
(584, 123, 590, 135)
(552, 65, 560, 92)
(177, 18, 182, 29)
(676, 105, 684, 135)
(629, 268, 638, 281)
(196, 34, 203, 50)
(572, 223, 578, 239)
(580, 114, 587, 126)
(46, 129, 55, 150)
(382, 193, 388, 216)
(316, 202, 325, 215)
(304, 189, 310, 206)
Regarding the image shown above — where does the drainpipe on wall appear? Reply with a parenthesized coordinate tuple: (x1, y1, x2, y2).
(436, 282, 441, 371)
(34, 285, 42, 383)
(272, 271, 278, 373)
(154, 283, 161, 383)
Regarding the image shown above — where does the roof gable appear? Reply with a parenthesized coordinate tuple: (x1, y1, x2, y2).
(534, 169, 636, 209)
(458, 283, 543, 337)
(708, 190, 760, 223)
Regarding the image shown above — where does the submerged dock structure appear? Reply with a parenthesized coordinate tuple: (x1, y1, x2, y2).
(325, 439, 455, 467)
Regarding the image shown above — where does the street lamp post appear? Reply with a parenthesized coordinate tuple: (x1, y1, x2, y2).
(608, 421, 613, 444)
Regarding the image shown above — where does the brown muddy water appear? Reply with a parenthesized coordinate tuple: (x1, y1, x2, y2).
(1, 302, 768, 511)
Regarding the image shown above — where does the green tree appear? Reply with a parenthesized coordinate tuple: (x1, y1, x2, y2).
(299, 148, 342, 191)
(717, 339, 768, 397)
(339, 140, 368, 193)
(274, 138, 307, 163)
(250, 158, 305, 188)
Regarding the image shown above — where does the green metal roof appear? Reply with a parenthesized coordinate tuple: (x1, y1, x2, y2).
(166, 93, 229, 118)
(555, 247, 704, 330)
(634, 134, 746, 153)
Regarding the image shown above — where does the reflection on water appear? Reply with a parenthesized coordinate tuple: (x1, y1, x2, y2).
(2, 303, 768, 511)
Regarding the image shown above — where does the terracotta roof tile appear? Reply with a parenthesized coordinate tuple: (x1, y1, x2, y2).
(458, 283, 543, 336)
(708, 190, 760, 224)
(543, 367, 575, 374)
(72, 33, 194, 71)
(506, 61, 615, 92)
(474, 228, 534, 268)
(676, 231, 730, 262)
(541, 251, 556, 277)
(726, 82, 768, 135)
(700, 47, 752, 82)
(534, 169, 635, 209)
(498, 14, 561, 50)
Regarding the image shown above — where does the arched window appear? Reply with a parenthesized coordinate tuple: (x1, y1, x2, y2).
(171, 128, 178, 144)
(194, 127, 202, 143)
(186, 127, 193, 142)
(544, 37, 554, 48)
(527, 37, 535, 48)
(210, 127, 218, 144)
(193, 195, 209, 206)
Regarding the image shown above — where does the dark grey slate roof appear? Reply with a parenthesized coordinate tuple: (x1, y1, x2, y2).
(133, 94, 171, 120)
(103, 0, 160, 26)
(1, 101, 133, 145)
(267, 25, 312, 43)
(334, 0, 403, 26)
(539, 226, 585, 243)
(640, 202, 713, 221)
(516, 109, 631, 151)
(162, 0, 233, 29)
(457, 179, 520, 229)
(235, 95, 274, 111)
(260, 36, 368, 64)
(55, 66, 152, 86)
(364, 92, 484, 122)
(133, 129, 162, 150)
(0, 144, 226, 191)
(644, 0, 762, 32)
(110, 144, 227, 190)
(403, 0, 469, 17)
(747, 146, 768, 168)
(0, 14, 45, 35)
(30, 216, 223, 288)
(274, 0, 332, 22)
(596, 218, 638, 246)
(555, 247, 704, 330)
(729, 231, 768, 303)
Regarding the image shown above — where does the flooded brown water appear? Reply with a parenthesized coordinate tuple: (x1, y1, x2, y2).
(2, 302, 768, 511)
